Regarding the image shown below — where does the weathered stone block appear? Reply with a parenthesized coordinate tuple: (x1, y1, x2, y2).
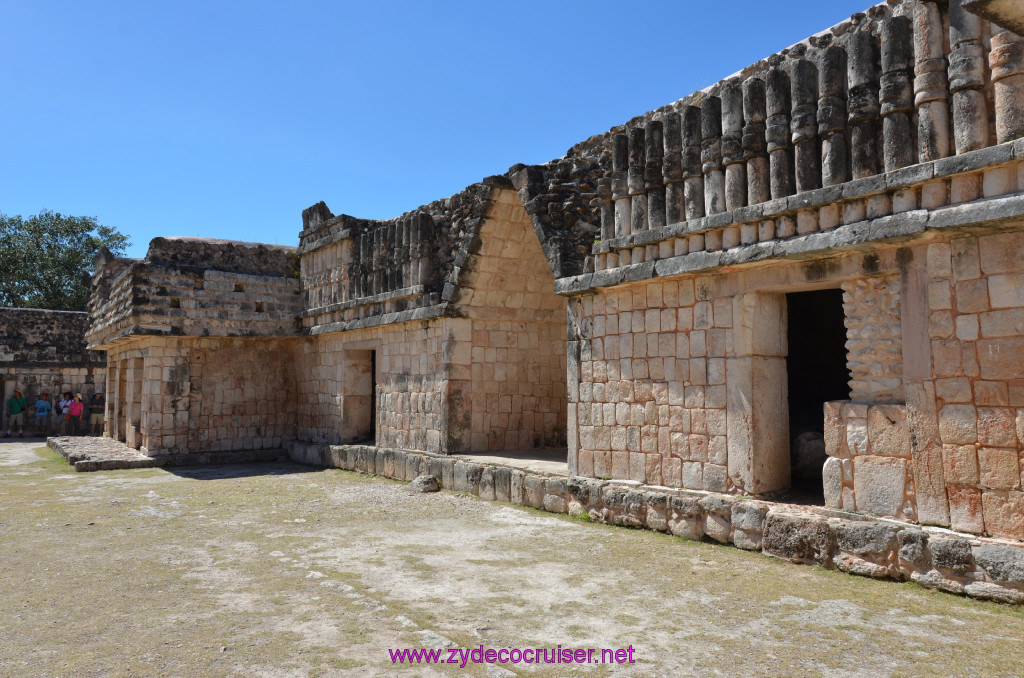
(835, 522, 900, 557)
(523, 475, 545, 509)
(393, 450, 408, 480)
(947, 485, 986, 534)
(492, 467, 511, 502)
(440, 457, 455, 490)
(465, 463, 483, 496)
(510, 470, 525, 505)
(426, 458, 443, 483)
(938, 404, 978, 444)
(762, 511, 836, 565)
(930, 537, 975, 573)
(852, 457, 907, 517)
(982, 490, 1024, 540)
(897, 529, 931, 570)
(479, 467, 496, 501)
(867, 404, 910, 457)
(453, 460, 469, 492)
(731, 501, 769, 533)
(975, 543, 1024, 584)
(823, 457, 843, 508)
(978, 447, 1020, 489)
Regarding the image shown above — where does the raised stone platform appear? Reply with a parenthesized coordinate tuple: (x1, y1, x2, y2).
(47, 437, 286, 472)
(48, 436, 157, 471)
(289, 441, 1024, 605)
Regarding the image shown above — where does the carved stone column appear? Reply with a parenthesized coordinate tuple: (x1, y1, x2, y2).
(914, 1, 951, 162)
(742, 77, 769, 205)
(628, 126, 648, 235)
(991, 28, 1024, 143)
(701, 96, 726, 215)
(662, 111, 685, 224)
(949, 0, 991, 153)
(848, 30, 881, 178)
(645, 120, 666, 230)
(682, 106, 705, 220)
(612, 133, 631, 239)
(791, 59, 821, 192)
(766, 66, 795, 197)
(721, 81, 747, 210)
(881, 15, 915, 171)
(819, 46, 849, 186)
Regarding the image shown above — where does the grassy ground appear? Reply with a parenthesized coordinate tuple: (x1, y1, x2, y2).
(1, 441, 1023, 677)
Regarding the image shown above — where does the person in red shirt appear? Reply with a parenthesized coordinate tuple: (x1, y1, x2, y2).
(68, 394, 85, 436)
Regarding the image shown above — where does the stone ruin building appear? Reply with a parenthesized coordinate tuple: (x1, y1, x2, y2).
(1, 307, 106, 428)
(85, 0, 1024, 599)
(87, 182, 567, 457)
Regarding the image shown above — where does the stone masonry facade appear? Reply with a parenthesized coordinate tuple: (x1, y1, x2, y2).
(89, 184, 567, 458)
(86, 0, 1024, 593)
(0, 307, 106, 429)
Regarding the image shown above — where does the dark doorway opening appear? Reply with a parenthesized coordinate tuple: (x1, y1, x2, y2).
(786, 289, 850, 504)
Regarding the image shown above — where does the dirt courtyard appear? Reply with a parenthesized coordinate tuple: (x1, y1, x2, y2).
(2, 442, 1023, 677)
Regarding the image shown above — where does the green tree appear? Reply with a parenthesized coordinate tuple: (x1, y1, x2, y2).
(0, 210, 130, 311)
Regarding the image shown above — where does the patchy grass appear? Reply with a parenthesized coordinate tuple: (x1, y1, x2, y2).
(2, 441, 1024, 677)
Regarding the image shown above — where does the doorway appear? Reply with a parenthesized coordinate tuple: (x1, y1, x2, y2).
(785, 289, 850, 503)
(341, 349, 376, 444)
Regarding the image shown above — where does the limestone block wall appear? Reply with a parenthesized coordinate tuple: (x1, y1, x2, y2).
(87, 238, 302, 348)
(572, 277, 737, 491)
(184, 338, 297, 452)
(293, 322, 449, 452)
(823, 275, 914, 519)
(455, 188, 569, 451)
(0, 308, 107, 428)
(922, 231, 1024, 539)
(824, 402, 916, 520)
(466, 318, 567, 451)
(843, 276, 904, 402)
(104, 337, 297, 455)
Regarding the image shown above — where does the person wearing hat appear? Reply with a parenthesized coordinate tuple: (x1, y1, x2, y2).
(6, 389, 27, 438)
(33, 393, 52, 436)
(67, 394, 84, 435)
(89, 391, 106, 436)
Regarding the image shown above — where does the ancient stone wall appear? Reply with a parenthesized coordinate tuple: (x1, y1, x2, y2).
(454, 189, 568, 451)
(925, 231, 1024, 539)
(292, 188, 569, 455)
(572, 276, 736, 490)
(843, 275, 904, 402)
(88, 238, 302, 347)
(298, 178, 519, 331)
(0, 308, 106, 429)
(511, 0, 1024, 280)
(104, 337, 297, 455)
(293, 323, 449, 452)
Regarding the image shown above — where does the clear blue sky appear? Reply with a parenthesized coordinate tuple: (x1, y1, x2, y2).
(2, 1, 872, 259)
